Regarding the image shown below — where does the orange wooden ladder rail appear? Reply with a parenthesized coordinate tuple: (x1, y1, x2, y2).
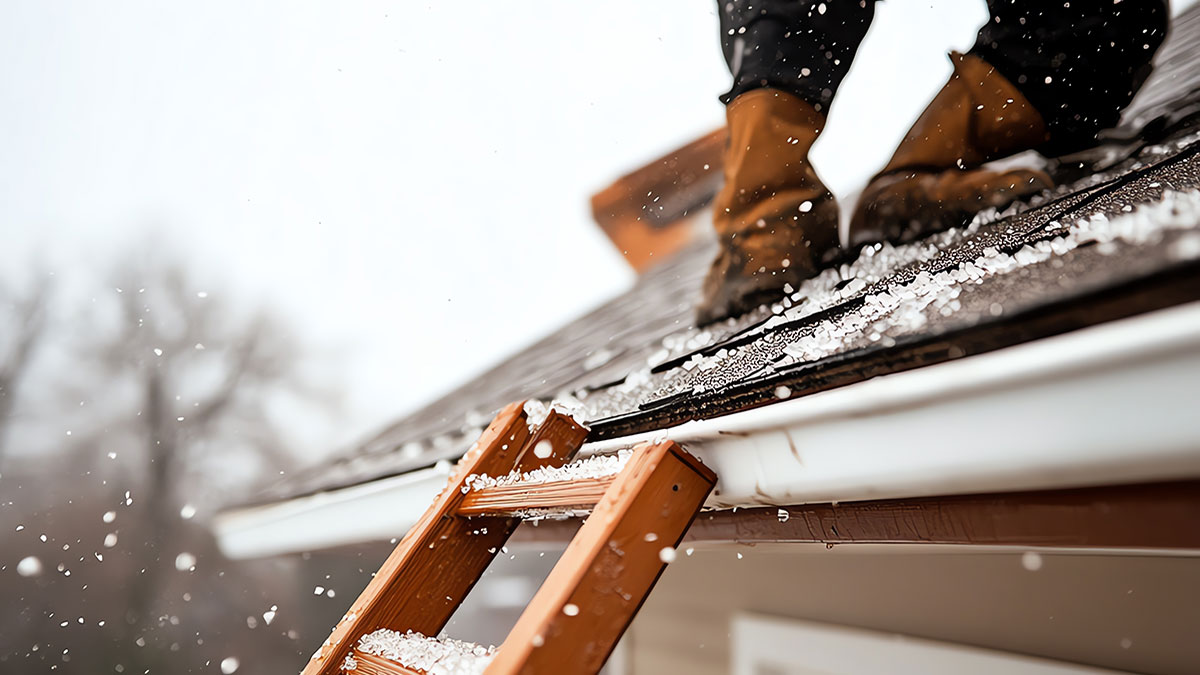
(301, 400, 717, 675)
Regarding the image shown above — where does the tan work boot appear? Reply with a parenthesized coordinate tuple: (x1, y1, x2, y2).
(849, 52, 1054, 247)
(697, 88, 841, 325)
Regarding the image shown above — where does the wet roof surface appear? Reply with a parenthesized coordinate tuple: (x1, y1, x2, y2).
(248, 7, 1200, 505)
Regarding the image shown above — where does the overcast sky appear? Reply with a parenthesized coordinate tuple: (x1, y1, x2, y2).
(3, 1, 1190, 458)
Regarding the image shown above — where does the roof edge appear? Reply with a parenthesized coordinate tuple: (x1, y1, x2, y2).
(215, 301, 1200, 559)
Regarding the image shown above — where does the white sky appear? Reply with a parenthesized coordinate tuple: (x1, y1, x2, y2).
(4, 1, 1189, 458)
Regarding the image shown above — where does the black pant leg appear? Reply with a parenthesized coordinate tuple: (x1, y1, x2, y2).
(969, 0, 1170, 155)
(718, 0, 877, 112)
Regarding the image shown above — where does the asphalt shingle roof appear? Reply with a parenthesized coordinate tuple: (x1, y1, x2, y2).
(246, 7, 1200, 506)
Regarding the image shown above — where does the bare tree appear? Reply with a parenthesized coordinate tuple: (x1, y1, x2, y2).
(1, 251, 344, 675)
(62, 256, 336, 673)
(0, 279, 49, 461)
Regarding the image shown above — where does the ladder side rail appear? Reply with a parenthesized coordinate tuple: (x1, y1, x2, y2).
(485, 441, 717, 675)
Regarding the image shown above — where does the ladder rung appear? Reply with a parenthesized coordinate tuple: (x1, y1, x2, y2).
(349, 629, 494, 675)
(456, 450, 633, 518)
(456, 476, 615, 517)
(345, 652, 419, 675)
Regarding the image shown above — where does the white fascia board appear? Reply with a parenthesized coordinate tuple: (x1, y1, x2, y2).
(215, 302, 1200, 559)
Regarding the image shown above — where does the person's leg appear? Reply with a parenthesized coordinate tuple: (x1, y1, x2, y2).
(849, 0, 1169, 247)
(700, 0, 876, 325)
(718, 0, 876, 113)
(971, 0, 1169, 156)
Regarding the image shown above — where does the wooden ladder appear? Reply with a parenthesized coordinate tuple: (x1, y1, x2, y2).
(301, 400, 717, 675)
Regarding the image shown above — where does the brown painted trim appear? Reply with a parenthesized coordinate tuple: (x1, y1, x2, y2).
(590, 127, 725, 229)
(510, 481, 1200, 550)
(589, 128, 726, 273)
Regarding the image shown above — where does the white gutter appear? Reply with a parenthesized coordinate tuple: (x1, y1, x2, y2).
(215, 301, 1200, 559)
(214, 465, 451, 559)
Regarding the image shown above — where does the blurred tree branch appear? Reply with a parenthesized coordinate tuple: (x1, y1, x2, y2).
(0, 280, 50, 462)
